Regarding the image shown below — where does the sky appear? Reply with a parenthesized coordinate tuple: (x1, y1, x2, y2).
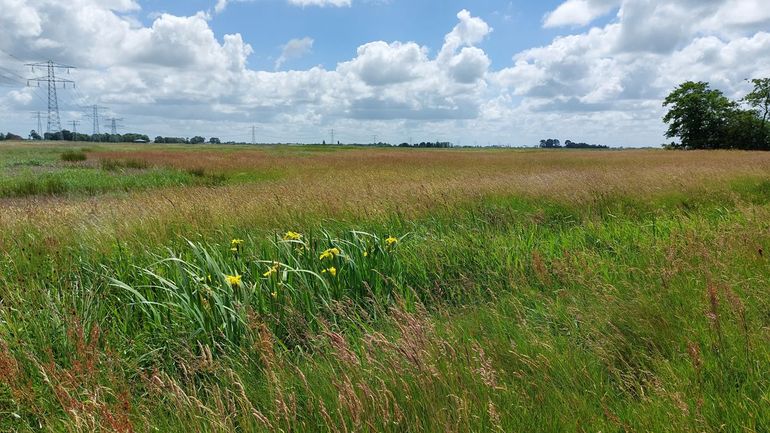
(0, 0, 769, 146)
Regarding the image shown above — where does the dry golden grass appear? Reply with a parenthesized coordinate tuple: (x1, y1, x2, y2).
(3, 146, 770, 245)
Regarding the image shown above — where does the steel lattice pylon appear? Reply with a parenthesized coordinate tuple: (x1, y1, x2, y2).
(26, 60, 75, 134)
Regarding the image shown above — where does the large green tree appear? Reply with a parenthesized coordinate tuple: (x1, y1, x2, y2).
(662, 81, 736, 149)
(743, 78, 770, 145)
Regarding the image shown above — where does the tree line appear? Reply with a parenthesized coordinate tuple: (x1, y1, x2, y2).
(28, 130, 151, 143)
(663, 78, 770, 149)
(154, 136, 221, 144)
(539, 138, 608, 149)
(397, 141, 452, 148)
(0, 132, 24, 141)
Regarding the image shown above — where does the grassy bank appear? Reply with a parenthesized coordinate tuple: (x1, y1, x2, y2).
(1, 144, 769, 431)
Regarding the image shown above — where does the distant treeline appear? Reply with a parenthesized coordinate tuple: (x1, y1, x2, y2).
(663, 78, 769, 150)
(0, 132, 23, 141)
(315, 141, 453, 148)
(154, 136, 222, 144)
(399, 141, 452, 148)
(27, 129, 151, 143)
(539, 139, 608, 149)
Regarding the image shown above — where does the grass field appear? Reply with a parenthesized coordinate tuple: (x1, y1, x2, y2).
(2, 141, 770, 432)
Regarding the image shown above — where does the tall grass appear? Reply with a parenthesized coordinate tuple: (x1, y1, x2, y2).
(60, 150, 88, 162)
(108, 231, 407, 352)
(2, 145, 770, 431)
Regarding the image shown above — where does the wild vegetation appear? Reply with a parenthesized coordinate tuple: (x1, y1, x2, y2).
(1, 142, 770, 432)
(663, 78, 770, 149)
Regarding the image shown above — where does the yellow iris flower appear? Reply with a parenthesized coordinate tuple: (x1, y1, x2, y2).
(225, 274, 242, 286)
(283, 231, 303, 241)
(263, 263, 279, 277)
(319, 247, 340, 260)
(385, 236, 398, 246)
(322, 267, 337, 277)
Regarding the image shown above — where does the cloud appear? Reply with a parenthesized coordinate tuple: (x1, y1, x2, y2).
(287, 0, 352, 7)
(447, 47, 491, 84)
(1, 0, 769, 146)
(497, 0, 770, 117)
(275, 37, 314, 70)
(214, 0, 228, 13)
(439, 9, 493, 61)
(338, 41, 428, 86)
(214, 0, 350, 14)
(0, 0, 43, 40)
(543, 0, 620, 28)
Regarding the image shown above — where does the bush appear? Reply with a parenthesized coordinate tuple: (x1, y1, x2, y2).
(100, 158, 149, 171)
(61, 150, 88, 162)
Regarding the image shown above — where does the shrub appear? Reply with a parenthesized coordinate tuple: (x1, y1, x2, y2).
(61, 150, 87, 162)
(186, 167, 206, 177)
(100, 158, 149, 171)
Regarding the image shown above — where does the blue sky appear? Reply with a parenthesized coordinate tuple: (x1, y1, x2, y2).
(1, 0, 769, 146)
(140, 0, 583, 71)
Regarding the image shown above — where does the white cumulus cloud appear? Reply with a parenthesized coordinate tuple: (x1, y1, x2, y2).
(1, 0, 769, 146)
(275, 37, 315, 70)
(543, 0, 620, 28)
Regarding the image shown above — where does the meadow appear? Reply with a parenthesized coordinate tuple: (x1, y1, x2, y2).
(2, 141, 770, 432)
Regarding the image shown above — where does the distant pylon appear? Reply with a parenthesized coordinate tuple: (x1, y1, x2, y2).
(251, 125, 256, 144)
(31, 111, 43, 136)
(85, 105, 107, 135)
(105, 117, 123, 135)
(26, 60, 75, 133)
(69, 120, 80, 140)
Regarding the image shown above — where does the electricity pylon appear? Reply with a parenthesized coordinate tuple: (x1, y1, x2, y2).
(105, 117, 124, 135)
(30, 111, 43, 135)
(84, 105, 108, 135)
(26, 60, 75, 133)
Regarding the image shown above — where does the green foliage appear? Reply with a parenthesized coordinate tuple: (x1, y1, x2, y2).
(109, 231, 406, 352)
(60, 150, 87, 162)
(724, 109, 767, 150)
(5, 146, 770, 431)
(663, 81, 736, 149)
(3, 185, 770, 431)
(100, 158, 149, 170)
(744, 78, 770, 121)
(154, 136, 189, 144)
(744, 78, 770, 145)
(663, 79, 770, 149)
(0, 167, 224, 198)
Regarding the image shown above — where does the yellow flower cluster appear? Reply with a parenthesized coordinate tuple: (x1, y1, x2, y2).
(322, 267, 337, 277)
(263, 263, 280, 277)
(319, 247, 341, 260)
(283, 231, 303, 241)
(225, 274, 242, 287)
(385, 236, 398, 246)
(231, 239, 244, 253)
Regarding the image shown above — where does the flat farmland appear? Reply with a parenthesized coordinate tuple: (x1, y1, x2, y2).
(2, 141, 770, 432)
